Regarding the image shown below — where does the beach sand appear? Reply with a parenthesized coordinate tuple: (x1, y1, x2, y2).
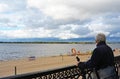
(0, 50, 119, 78)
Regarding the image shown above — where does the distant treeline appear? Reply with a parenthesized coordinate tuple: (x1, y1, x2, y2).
(0, 41, 120, 44)
(0, 41, 94, 44)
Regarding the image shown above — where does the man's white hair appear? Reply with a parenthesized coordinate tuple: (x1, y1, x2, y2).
(95, 33, 106, 42)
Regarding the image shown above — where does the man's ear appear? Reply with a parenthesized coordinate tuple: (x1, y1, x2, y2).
(95, 39, 99, 43)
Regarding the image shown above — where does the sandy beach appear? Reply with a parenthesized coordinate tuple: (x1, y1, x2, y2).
(0, 49, 119, 78)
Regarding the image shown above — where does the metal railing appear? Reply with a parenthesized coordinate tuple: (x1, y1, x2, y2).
(1, 56, 120, 79)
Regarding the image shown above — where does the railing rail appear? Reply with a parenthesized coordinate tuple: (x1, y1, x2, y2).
(1, 56, 120, 79)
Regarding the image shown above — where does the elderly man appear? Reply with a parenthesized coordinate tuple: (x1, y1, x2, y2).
(77, 33, 117, 79)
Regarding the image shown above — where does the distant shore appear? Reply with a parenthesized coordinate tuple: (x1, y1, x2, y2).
(0, 41, 95, 44)
(0, 41, 120, 44)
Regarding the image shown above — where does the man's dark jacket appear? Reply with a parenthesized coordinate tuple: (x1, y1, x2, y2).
(80, 41, 114, 70)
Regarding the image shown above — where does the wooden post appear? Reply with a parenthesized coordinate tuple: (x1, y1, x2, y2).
(61, 54, 63, 62)
(15, 66, 17, 75)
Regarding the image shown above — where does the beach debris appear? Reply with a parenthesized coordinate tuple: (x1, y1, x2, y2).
(71, 48, 81, 56)
(70, 48, 92, 56)
(113, 48, 120, 56)
(28, 56, 36, 61)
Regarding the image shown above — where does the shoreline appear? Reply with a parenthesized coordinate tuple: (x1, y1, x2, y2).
(0, 54, 91, 77)
(0, 50, 92, 62)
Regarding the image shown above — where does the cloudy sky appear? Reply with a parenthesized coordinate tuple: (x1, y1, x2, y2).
(0, 0, 120, 40)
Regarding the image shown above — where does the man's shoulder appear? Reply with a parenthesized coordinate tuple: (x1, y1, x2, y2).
(94, 45, 106, 51)
(95, 45, 112, 52)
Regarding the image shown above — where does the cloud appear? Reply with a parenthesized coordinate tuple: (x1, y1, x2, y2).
(27, 0, 120, 20)
(0, 1, 25, 12)
(0, 3, 9, 12)
(110, 32, 120, 37)
(0, 0, 120, 40)
(0, 28, 52, 38)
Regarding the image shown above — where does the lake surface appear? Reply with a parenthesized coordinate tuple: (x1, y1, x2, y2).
(0, 43, 120, 61)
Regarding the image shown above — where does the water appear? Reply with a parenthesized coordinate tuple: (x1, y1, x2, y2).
(0, 43, 120, 61)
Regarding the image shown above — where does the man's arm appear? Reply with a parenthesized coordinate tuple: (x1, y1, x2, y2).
(85, 48, 100, 69)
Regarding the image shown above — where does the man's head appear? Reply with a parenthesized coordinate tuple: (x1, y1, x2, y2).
(95, 33, 106, 43)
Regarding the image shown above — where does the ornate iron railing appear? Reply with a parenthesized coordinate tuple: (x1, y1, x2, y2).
(1, 56, 120, 79)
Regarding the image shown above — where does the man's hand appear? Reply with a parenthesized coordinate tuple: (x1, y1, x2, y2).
(76, 56, 80, 62)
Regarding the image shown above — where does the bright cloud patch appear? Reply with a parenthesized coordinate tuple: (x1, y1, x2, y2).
(0, 3, 9, 12)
